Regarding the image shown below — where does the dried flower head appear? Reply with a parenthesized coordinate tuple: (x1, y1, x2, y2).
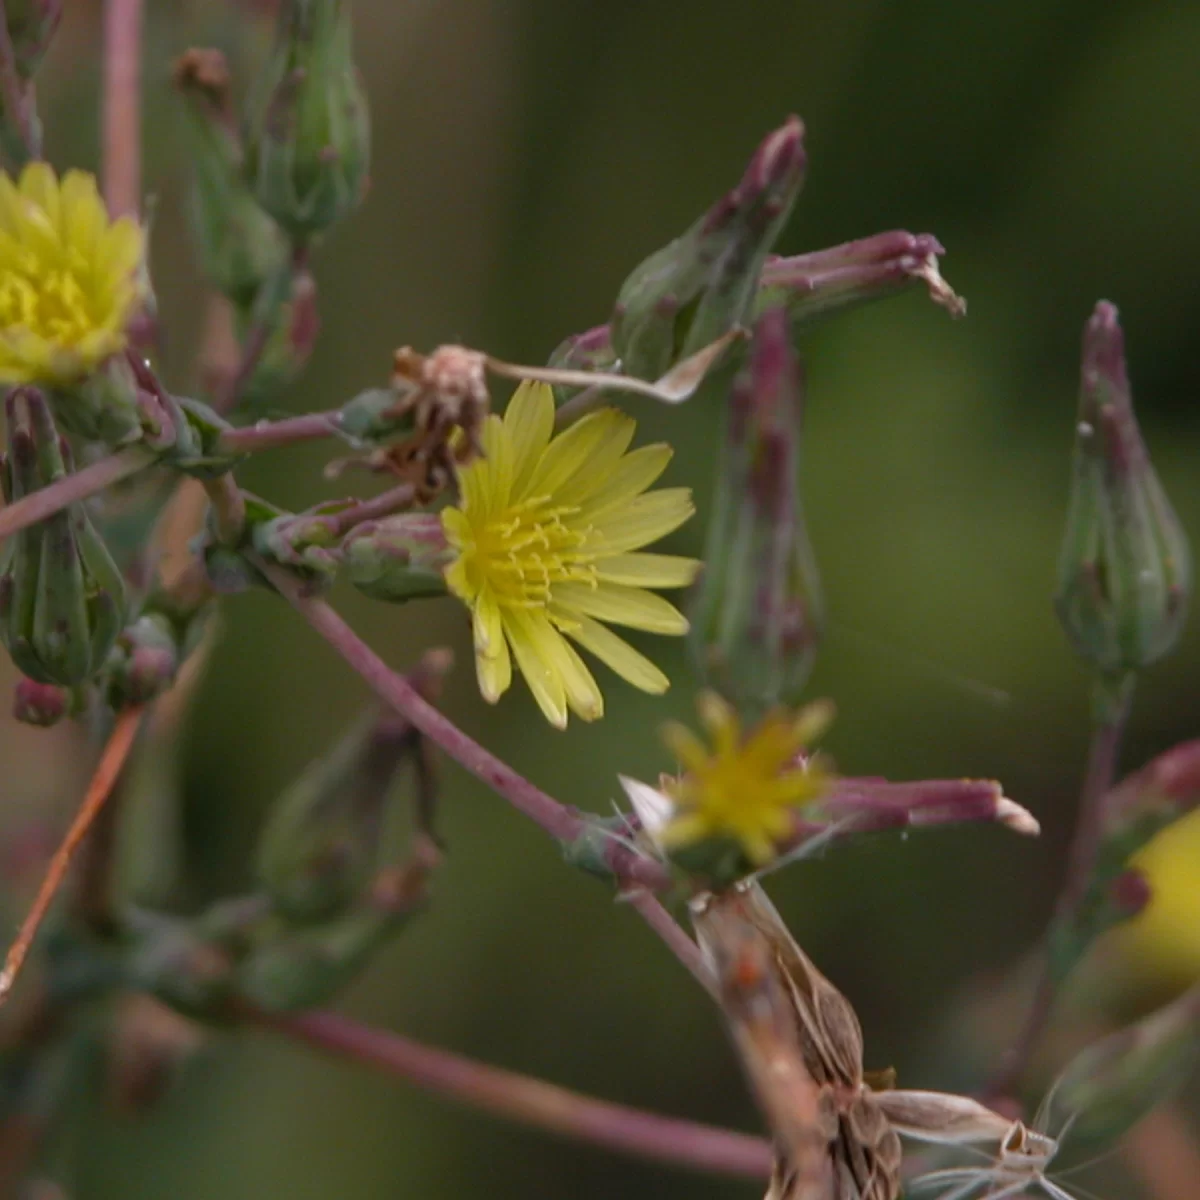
(441, 380, 700, 728)
(691, 882, 902, 1200)
(0, 163, 144, 386)
(649, 692, 833, 865)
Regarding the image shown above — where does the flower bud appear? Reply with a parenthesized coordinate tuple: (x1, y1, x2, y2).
(755, 231, 965, 326)
(237, 855, 434, 1011)
(0, 390, 128, 686)
(611, 117, 805, 381)
(2, 0, 61, 77)
(12, 678, 66, 726)
(689, 308, 821, 714)
(173, 49, 290, 309)
(1055, 302, 1191, 678)
(49, 354, 144, 447)
(342, 513, 450, 603)
(244, 0, 371, 240)
(256, 710, 416, 922)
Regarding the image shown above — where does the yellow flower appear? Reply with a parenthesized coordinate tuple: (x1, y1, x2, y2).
(657, 691, 831, 864)
(441, 381, 700, 728)
(0, 163, 144, 386)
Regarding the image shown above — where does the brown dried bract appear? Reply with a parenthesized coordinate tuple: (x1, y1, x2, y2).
(692, 882, 902, 1200)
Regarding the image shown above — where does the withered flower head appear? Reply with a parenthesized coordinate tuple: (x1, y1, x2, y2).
(691, 881, 902, 1200)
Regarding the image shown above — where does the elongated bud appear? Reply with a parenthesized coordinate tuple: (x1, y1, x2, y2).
(755, 230, 965, 326)
(174, 49, 290, 309)
(689, 308, 821, 714)
(1044, 989, 1200, 1152)
(343, 513, 450, 602)
(244, 0, 371, 240)
(611, 117, 805, 381)
(257, 709, 416, 922)
(1055, 302, 1190, 678)
(3, 0, 61, 76)
(0, 390, 128, 686)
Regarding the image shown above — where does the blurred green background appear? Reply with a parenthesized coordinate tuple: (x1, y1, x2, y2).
(4, 0, 1200, 1196)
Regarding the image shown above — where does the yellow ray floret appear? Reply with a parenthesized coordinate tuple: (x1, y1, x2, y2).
(441, 381, 701, 728)
(660, 691, 832, 864)
(0, 163, 144, 386)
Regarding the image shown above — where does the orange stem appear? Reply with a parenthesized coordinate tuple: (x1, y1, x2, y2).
(0, 708, 145, 1004)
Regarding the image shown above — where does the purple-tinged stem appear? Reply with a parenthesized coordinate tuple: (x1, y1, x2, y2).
(253, 1007, 771, 1178)
(0, 444, 156, 544)
(219, 409, 345, 454)
(102, 0, 143, 217)
(255, 558, 698, 969)
(325, 484, 417, 537)
(0, 1, 39, 159)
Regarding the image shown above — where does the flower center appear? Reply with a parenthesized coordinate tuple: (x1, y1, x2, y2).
(0, 251, 98, 347)
(464, 496, 598, 608)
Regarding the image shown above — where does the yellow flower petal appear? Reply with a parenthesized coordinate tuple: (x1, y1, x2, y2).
(588, 489, 695, 554)
(554, 610, 670, 695)
(523, 407, 633, 501)
(554, 582, 689, 634)
(0, 165, 142, 386)
(578, 444, 675, 519)
(504, 608, 569, 728)
(595, 553, 701, 589)
(503, 381, 555, 493)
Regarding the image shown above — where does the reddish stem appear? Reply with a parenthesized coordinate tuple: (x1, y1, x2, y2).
(103, 0, 143, 217)
(219, 410, 345, 454)
(255, 558, 702, 976)
(0, 444, 156, 544)
(255, 1008, 770, 1178)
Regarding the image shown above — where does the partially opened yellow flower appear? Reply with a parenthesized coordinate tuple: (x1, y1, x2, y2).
(441, 381, 700, 728)
(652, 691, 832, 863)
(0, 163, 144, 386)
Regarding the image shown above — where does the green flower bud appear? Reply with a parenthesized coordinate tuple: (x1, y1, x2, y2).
(244, 0, 371, 240)
(343, 513, 450, 603)
(174, 48, 290, 309)
(1055, 302, 1190, 679)
(1045, 989, 1200, 1154)
(237, 859, 433, 1011)
(611, 117, 805, 381)
(49, 354, 144, 446)
(256, 709, 416, 922)
(689, 308, 822, 714)
(0, 390, 129, 686)
(122, 908, 235, 1020)
(3, 0, 61, 77)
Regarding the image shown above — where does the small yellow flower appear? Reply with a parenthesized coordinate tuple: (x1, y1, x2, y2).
(0, 163, 144, 386)
(658, 691, 832, 864)
(441, 381, 700, 728)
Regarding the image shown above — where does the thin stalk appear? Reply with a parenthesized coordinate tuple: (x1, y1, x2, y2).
(990, 675, 1134, 1100)
(0, 708, 146, 1004)
(219, 409, 345, 454)
(254, 558, 701, 979)
(102, 0, 143, 217)
(0, 444, 157, 544)
(254, 1007, 770, 1178)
